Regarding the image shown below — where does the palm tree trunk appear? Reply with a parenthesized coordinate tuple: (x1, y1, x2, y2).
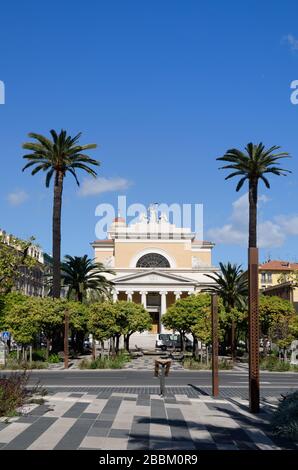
(52, 171, 63, 298)
(248, 179, 258, 248)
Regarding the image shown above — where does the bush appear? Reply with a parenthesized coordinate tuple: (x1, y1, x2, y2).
(32, 349, 47, 361)
(183, 358, 233, 370)
(260, 356, 291, 372)
(48, 354, 61, 364)
(0, 358, 48, 370)
(271, 391, 298, 440)
(0, 371, 29, 417)
(79, 352, 129, 369)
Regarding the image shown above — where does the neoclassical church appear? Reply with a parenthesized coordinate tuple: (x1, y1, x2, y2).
(92, 205, 218, 347)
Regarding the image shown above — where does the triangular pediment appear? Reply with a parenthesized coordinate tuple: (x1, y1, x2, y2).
(113, 270, 195, 285)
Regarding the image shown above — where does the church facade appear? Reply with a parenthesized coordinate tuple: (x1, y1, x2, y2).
(92, 206, 218, 347)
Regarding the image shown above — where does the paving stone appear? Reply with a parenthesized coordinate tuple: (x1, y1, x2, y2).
(16, 416, 39, 424)
(80, 413, 99, 420)
(62, 402, 90, 418)
(87, 426, 109, 437)
(30, 405, 52, 416)
(4, 417, 57, 450)
(54, 418, 94, 450)
(109, 428, 130, 438)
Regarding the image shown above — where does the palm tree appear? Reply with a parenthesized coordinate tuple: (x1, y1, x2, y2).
(205, 262, 248, 360)
(22, 130, 99, 298)
(61, 254, 115, 302)
(217, 142, 291, 412)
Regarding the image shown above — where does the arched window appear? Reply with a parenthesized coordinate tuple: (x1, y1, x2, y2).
(136, 253, 170, 268)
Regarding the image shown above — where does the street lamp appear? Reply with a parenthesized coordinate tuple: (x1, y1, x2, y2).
(64, 310, 69, 369)
(248, 247, 260, 413)
(211, 294, 219, 397)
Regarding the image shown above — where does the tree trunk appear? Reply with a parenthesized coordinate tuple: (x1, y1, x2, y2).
(193, 336, 199, 359)
(231, 320, 236, 362)
(248, 178, 258, 248)
(180, 331, 185, 352)
(110, 336, 116, 357)
(52, 171, 64, 299)
(45, 338, 50, 360)
(115, 334, 120, 355)
(124, 334, 131, 352)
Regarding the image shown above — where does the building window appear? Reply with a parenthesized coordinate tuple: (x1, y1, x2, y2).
(261, 272, 272, 284)
(136, 253, 170, 268)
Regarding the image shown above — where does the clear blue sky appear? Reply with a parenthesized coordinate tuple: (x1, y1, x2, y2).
(1, 0, 298, 267)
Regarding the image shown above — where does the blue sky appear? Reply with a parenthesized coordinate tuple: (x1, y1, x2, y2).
(1, 0, 298, 267)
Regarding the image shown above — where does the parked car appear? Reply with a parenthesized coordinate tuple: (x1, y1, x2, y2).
(155, 333, 193, 351)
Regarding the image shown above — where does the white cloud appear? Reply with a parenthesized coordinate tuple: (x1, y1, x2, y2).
(274, 214, 298, 236)
(283, 34, 298, 51)
(78, 177, 132, 196)
(7, 190, 29, 206)
(207, 193, 285, 248)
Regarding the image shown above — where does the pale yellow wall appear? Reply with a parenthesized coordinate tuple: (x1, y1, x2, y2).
(94, 249, 114, 264)
(259, 271, 290, 289)
(114, 241, 194, 268)
(192, 252, 211, 265)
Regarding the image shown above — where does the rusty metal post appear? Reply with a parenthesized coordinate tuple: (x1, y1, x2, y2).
(64, 310, 69, 370)
(211, 293, 219, 397)
(248, 247, 260, 413)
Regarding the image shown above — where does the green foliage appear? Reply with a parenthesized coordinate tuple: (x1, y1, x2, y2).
(205, 262, 248, 311)
(79, 352, 130, 369)
(162, 293, 226, 344)
(259, 295, 296, 349)
(1, 293, 90, 349)
(88, 301, 119, 341)
(0, 233, 37, 294)
(217, 142, 291, 193)
(183, 357, 233, 370)
(114, 300, 152, 336)
(260, 356, 291, 371)
(48, 353, 60, 364)
(271, 391, 298, 439)
(22, 130, 99, 187)
(61, 254, 114, 302)
(0, 371, 29, 416)
(3, 293, 41, 345)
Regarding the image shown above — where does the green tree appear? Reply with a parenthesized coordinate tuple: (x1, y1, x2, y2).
(0, 233, 37, 294)
(205, 262, 248, 360)
(217, 142, 291, 411)
(3, 293, 41, 346)
(217, 143, 290, 248)
(162, 294, 223, 353)
(88, 302, 119, 355)
(259, 295, 295, 357)
(22, 130, 99, 298)
(113, 301, 152, 352)
(61, 255, 114, 302)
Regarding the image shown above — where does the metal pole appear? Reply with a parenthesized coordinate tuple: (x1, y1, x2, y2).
(160, 365, 165, 396)
(211, 294, 219, 397)
(64, 311, 69, 370)
(248, 247, 260, 413)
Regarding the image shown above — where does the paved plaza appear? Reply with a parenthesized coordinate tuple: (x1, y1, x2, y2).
(0, 386, 297, 451)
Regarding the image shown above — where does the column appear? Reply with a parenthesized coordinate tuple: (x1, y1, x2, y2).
(141, 291, 148, 308)
(126, 290, 133, 301)
(112, 290, 118, 303)
(174, 291, 182, 301)
(159, 291, 168, 333)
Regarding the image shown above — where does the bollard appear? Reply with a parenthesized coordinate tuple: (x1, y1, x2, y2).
(154, 358, 171, 396)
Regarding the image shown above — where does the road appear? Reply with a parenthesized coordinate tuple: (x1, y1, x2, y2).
(12, 369, 296, 398)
